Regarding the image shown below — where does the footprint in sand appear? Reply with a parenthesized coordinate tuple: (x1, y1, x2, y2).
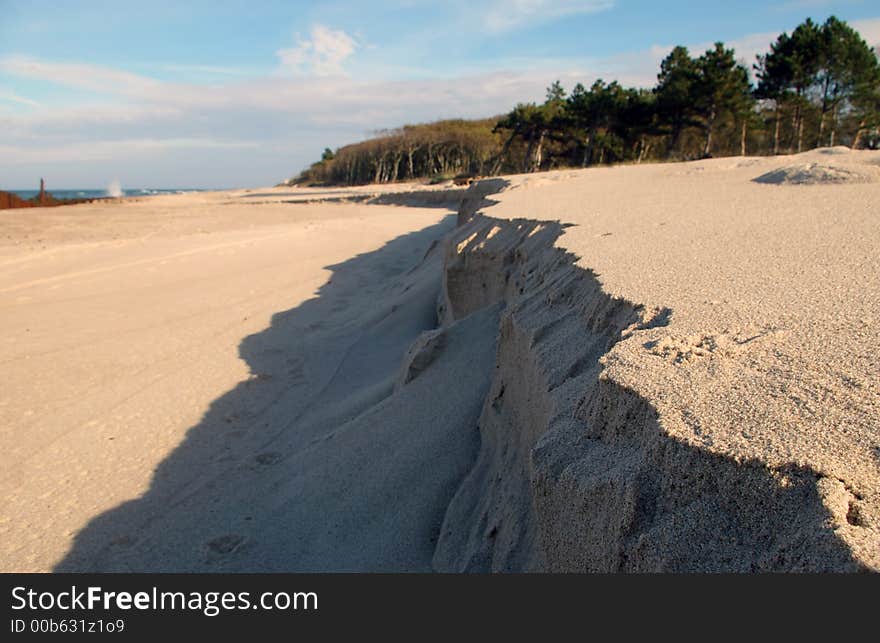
(205, 534, 245, 557)
(286, 357, 306, 384)
(109, 534, 136, 549)
(254, 452, 282, 466)
(645, 326, 781, 364)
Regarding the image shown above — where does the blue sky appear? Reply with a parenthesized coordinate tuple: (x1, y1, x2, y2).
(1, 1, 878, 189)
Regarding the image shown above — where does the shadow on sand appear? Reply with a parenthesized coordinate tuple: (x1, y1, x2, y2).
(54, 213, 476, 572)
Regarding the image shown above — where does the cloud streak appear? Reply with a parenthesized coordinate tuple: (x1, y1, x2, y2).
(0, 138, 259, 164)
(484, 0, 614, 33)
(0, 89, 41, 108)
(0, 55, 162, 98)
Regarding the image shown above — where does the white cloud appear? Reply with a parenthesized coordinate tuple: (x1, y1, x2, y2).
(0, 138, 259, 164)
(277, 25, 358, 76)
(484, 0, 614, 33)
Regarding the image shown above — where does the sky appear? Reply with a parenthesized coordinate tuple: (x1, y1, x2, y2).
(1, 1, 879, 189)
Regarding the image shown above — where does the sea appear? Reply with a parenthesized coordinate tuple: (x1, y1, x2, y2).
(7, 188, 210, 201)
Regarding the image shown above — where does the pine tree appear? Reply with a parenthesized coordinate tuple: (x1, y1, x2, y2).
(788, 19, 822, 152)
(619, 88, 660, 163)
(655, 46, 699, 158)
(694, 43, 753, 157)
(815, 16, 880, 147)
(756, 33, 795, 154)
(851, 60, 880, 148)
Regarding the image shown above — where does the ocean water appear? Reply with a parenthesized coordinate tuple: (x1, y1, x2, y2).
(6, 188, 209, 201)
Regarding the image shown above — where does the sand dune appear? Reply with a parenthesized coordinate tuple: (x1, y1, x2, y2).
(1, 148, 878, 572)
(753, 159, 879, 185)
(445, 148, 880, 571)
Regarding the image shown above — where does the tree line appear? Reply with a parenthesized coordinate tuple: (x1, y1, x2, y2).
(298, 119, 502, 185)
(290, 16, 880, 186)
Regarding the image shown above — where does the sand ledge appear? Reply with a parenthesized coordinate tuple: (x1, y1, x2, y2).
(431, 181, 877, 571)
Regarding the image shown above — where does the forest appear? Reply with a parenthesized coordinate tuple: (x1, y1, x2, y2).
(290, 16, 880, 186)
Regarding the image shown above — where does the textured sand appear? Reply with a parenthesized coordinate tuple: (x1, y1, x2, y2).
(1, 148, 878, 572)
(490, 149, 879, 496)
(0, 187, 468, 571)
(440, 148, 879, 570)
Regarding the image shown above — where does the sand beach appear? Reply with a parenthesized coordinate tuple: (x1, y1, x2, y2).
(1, 149, 878, 572)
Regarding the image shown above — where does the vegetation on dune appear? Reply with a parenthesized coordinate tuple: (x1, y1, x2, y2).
(290, 16, 880, 186)
(294, 119, 506, 186)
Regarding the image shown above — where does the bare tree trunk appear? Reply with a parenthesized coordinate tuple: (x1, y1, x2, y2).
(773, 106, 781, 155)
(703, 109, 716, 158)
(582, 130, 595, 167)
(668, 123, 682, 159)
(373, 159, 383, 184)
(853, 118, 867, 149)
(829, 104, 837, 147)
(523, 131, 535, 173)
(817, 111, 827, 148)
(531, 131, 546, 172)
(740, 120, 747, 156)
(796, 107, 804, 154)
(491, 132, 516, 176)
